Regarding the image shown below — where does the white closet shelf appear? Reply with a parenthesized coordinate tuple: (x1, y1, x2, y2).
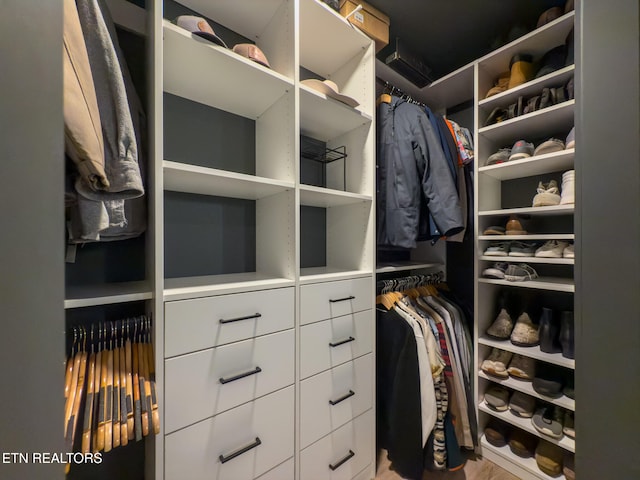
(479, 234, 575, 241)
(480, 436, 560, 480)
(375, 262, 443, 274)
(299, 0, 371, 78)
(478, 336, 575, 369)
(299, 267, 373, 285)
(175, 0, 286, 41)
(479, 277, 574, 293)
(421, 63, 475, 111)
(163, 21, 293, 120)
(106, 0, 146, 36)
(300, 85, 372, 141)
(163, 161, 294, 200)
(479, 205, 574, 216)
(479, 100, 575, 145)
(164, 273, 295, 301)
(480, 256, 574, 265)
(65, 282, 152, 309)
(478, 371, 575, 411)
(299, 185, 371, 208)
(479, 65, 575, 111)
(478, 12, 575, 78)
(479, 404, 575, 453)
(479, 149, 575, 180)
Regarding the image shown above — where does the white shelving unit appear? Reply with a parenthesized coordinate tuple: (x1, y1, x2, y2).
(474, 10, 576, 480)
(155, 2, 377, 480)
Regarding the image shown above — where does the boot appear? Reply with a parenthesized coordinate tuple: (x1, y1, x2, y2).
(485, 71, 510, 98)
(508, 54, 534, 89)
(559, 311, 575, 359)
(539, 307, 562, 353)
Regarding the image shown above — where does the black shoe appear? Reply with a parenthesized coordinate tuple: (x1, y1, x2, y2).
(539, 307, 562, 354)
(559, 310, 575, 359)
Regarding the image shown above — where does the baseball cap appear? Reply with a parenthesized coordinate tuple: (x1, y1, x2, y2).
(301, 79, 359, 108)
(176, 15, 228, 48)
(232, 44, 271, 68)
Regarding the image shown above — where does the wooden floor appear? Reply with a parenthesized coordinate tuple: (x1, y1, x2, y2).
(375, 450, 520, 480)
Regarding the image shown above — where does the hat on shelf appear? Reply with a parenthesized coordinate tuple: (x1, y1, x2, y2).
(301, 79, 359, 108)
(176, 15, 228, 48)
(232, 44, 271, 68)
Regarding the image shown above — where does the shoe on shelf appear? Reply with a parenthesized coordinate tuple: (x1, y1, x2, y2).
(533, 138, 565, 156)
(509, 140, 535, 161)
(505, 263, 538, 281)
(537, 6, 563, 28)
(535, 440, 564, 477)
(535, 240, 569, 258)
(508, 241, 538, 257)
(532, 180, 561, 207)
(560, 170, 575, 205)
(510, 312, 540, 346)
(484, 420, 509, 447)
(563, 377, 575, 399)
(565, 126, 575, 149)
(533, 365, 564, 398)
(482, 262, 509, 279)
(539, 307, 562, 354)
(505, 215, 527, 235)
(486, 307, 514, 339)
(485, 71, 511, 99)
(484, 241, 510, 256)
(484, 385, 510, 411)
(508, 429, 538, 458)
(486, 148, 512, 165)
(532, 405, 565, 439)
(483, 225, 506, 235)
(563, 243, 574, 258)
(481, 348, 513, 378)
(509, 391, 536, 418)
(559, 310, 575, 359)
(535, 45, 567, 79)
(563, 452, 576, 480)
(563, 411, 575, 438)
(484, 107, 509, 126)
(507, 354, 536, 380)
(508, 54, 535, 89)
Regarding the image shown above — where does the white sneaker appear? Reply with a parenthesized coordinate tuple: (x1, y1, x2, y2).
(532, 180, 561, 207)
(560, 170, 575, 205)
(535, 240, 569, 258)
(563, 243, 575, 258)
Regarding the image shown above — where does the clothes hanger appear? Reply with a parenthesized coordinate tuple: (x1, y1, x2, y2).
(146, 316, 161, 435)
(131, 319, 143, 441)
(118, 321, 129, 447)
(82, 325, 96, 454)
(96, 323, 107, 452)
(124, 320, 135, 441)
(111, 323, 121, 449)
(137, 317, 150, 438)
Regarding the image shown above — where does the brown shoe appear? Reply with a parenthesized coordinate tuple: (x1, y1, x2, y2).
(507, 354, 536, 380)
(510, 312, 540, 347)
(535, 440, 564, 476)
(508, 429, 538, 458)
(481, 348, 513, 378)
(505, 215, 527, 235)
(486, 308, 514, 339)
(485, 71, 510, 98)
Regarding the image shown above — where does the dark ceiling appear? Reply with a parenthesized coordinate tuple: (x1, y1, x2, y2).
(366, 0, 568, 81)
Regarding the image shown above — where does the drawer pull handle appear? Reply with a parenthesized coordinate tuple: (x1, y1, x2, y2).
(219, 367, 262, 384)
(329, 450, 355, 471)
(219, 313, 261, 324)
(219, 437, 262, 464)
(329, 390, 355, 406)
(329, 336, 355, 348)
(329, 296, 355, 303)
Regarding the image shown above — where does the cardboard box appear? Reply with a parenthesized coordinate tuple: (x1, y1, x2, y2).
(339, 0, 390, 52)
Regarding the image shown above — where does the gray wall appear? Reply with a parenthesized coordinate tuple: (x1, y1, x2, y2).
(0, 1, 65, 479)
(576, 0, 640, 478)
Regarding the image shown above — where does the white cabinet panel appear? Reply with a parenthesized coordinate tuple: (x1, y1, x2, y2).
(300, 410, 374, 480)
(300, 354, 373, 448)
(164, 287, 294, 357)
(165, 386, 294, 480)
(165, 330, 294, 433)
(300, 278, 372, 325)
(300, 310, 373, 379)
(255, 458, 294, 480)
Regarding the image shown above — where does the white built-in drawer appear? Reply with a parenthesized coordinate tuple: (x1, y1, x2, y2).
(165, 329, 294, 433)
(300, 354, 373, 448)
(300, 409, 374, 480)
(300, 310, 373, 379)
(164, 287, 294, 357)
(255, 458, 294, 480)
(300, 278, 372, 325)
(352, 465, 374, 480)
(165, 386, 294, 480)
